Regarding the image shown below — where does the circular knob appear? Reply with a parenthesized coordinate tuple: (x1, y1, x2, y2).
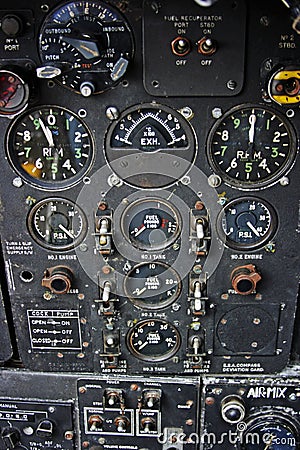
(231, 264, 261, 295)
(42, 266, 73, 294)
(80, 81, 95, 97)
(1, 15, 23, 37)
(221, 395, 245, 424)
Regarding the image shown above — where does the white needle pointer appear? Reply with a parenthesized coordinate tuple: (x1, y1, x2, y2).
(248, 113, 256, 144)
(58, 224, 75, 239)
(246, 221, 260, 237)
(39, 118, 55, 147)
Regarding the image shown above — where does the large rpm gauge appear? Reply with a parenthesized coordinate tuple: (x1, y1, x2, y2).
(127, 319, 181, 361)
(218, 197, 277, 250)
(6, 106, 94, 190)
(124, 262, 181, 309)
(207, 105, 296, 189)
(38, 1, 134, 95)
(121, 198, 181, 251)
(28, 198, 87, 250)
(105, 103, 196, 188)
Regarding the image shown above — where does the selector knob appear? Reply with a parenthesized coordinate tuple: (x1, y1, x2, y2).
(1, 427, 20, 449)
(231, 264, 262, 295)
(1, 15, 23, 37)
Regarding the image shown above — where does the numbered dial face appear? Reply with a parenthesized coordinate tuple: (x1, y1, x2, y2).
(6, 106, 94, 189)
(127, 319, 181, 361)
(240, 415, 298, 450)
(207, 105, 296, 189)
(121, 198, 181, 251)
(28, 198, 87, 250)
(218, 197, 277, 250)
(124, 262, 181, 309)
(39, 1, 133, 94)
(105, 103, 196, 188)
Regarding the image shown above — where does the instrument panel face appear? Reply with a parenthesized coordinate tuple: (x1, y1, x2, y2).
(0, 0, 299, 377)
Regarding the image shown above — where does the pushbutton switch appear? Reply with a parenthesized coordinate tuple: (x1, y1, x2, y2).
(1, 15, 23, 37)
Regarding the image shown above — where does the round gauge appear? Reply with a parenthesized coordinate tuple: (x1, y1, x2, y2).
(238, 412, 299, 449)
(0, 70, 29, 116)
(121, 198, 181, 251)
(124, 262, 181, 309)
(126, 319, 181, 361)
(207, 104, 297, 189)
(105, 103, 196, 188)
(218, 197, 277, 250)
(28, 198, 87, 250)
(39, 1, 134, 95)
(6, 106, 94, 189)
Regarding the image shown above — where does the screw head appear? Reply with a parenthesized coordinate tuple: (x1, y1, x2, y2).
(106, 106, 119, 121)
(227, 79, 237, 90)
(12, 177, 23, 188)
(208, 174, 222, 187)
(212, 107, 223, 119)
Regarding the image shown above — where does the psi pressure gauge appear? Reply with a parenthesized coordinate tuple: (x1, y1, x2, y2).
(218, 197, 277, 250)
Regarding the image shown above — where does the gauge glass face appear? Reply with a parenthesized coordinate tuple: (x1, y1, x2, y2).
(124, 262, 181, 309)
(218, 197, 277, 250)
(121, 198, 181, 251)
(105, 103, 196, 188)
(207, 105, 296, 189)
(39, 1, 134, 93)
(6, 106, 94, 189)
(127, 319, 180, 361)
(241, 419, 297, 450)
(28, 198, 87, 250)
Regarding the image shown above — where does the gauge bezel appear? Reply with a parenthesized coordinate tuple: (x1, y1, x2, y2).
(38, 0, 134, 94)
(120, 197, 182, 251)
(237, 410, 300, 450)
(6, 105, 95, 190)
(123, 262, 182, 310)
(217, 196, 278, 251)
(105, 102, 197, 189)
(126, 319, 181, 362)
(207, 103, 297, 190)
(27, 197, 88, 251)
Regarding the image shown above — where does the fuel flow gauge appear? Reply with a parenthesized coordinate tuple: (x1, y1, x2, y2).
(121, 198, 181, 251)
(124, 262, 181, 310)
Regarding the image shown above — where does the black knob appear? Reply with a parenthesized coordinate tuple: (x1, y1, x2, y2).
(1, 15, 23, 37)
(1, 427, 20, 449)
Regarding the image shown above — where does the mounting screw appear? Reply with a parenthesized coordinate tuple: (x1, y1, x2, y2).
(108, 173, 123, 187)
(180, 106, 194, 120)
(227, 79, 237, 90)
(208, 174, 222, 187)
(106, 106, 119, 121)
(280, 176, 289, 186)
(181, 175, 191, 185)
(212, 107, 223, 119)
(12, 177, 23, 188)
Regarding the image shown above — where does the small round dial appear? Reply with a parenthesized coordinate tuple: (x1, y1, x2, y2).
(239, 412, 299, 449)
(105, 103, 196, 188)
(124, 262, 181, 309)
(28, 198, 87, 250)
(6, 106, 94, 189)
(218, 197, 277, 250)
(127, 319, 181, 361)
(39, 0, 134, 94)
(207, 105, 296, 189)
(121, 198, 181, 251)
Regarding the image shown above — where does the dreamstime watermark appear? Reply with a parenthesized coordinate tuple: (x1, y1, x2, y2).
(157, 422, 296, 446)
